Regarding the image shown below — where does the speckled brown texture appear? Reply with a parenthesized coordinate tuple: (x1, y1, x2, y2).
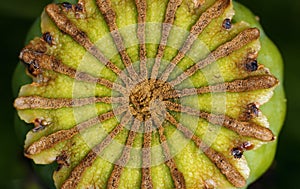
(170, 28, 260, 86)
(165, 75, 278, 98)
(160, 0, 230, 81)
(135, 0, 148, 78)
(96, 0, 139, 80)
(46, 4, 127, 83)
(25, 110, 118, 156)
(129, 79, 175, 121)
(14, 96, 118, 110)
(61, 111, 132, 189)
(150, 0, 183, 79)
(165, 112, 246, 188)
(165, 101, 275, 141)
(142, 120, 153, 189)
(19, 48, 129, 93)
(153, 115, 186, 189)
(107, 119, 141, 189)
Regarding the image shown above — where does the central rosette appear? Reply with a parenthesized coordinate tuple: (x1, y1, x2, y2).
(129, 79, 174, 121)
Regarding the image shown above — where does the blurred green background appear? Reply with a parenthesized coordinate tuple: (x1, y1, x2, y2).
(0, 0, 299, 188)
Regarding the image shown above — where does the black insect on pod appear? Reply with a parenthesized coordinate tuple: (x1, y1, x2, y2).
(222, 18, 232, 30)
(231, 141, 255, 159)
(26, 60, 41, 77)
(61, 2, 73, 10)
(245, 60, 259, 72)
(242, 103, 260, 120)
(248, 103, 259, 117)
(32, 118, 51, 132)
(75, 3, 83, 12)
(231, 147, 243, 159)
(43, 32, 53, 46)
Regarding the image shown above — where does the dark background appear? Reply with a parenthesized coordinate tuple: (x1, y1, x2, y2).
(0, 0, 299, 188)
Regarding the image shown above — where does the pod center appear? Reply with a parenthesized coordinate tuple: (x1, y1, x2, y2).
(129, 79, 174, 121)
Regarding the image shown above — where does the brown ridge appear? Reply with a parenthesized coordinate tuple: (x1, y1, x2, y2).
(164, 75, 279, 98)
(142, 119, 153, 189)
(164, 101, 275, 141)
(193, 0, 206, 8)
(45, 4, 133, 86)
(19, 49, 127, 94)
(165, 112, 247, 188)
(61, 111, 132, 189)
(152, 114, 186, 189)
(25, 127, 78, 156)
(107, 119, 141, 189)
(150, 0, 183, 79)
(95, 0, 139, 81)
(14, 96, 126, 110)
(169, 28, 261, 86)
(160, 0, 231, 81)
(135, 0, 148, 79)
(25, 109, 121, 156)
(25, 38, 48, 53)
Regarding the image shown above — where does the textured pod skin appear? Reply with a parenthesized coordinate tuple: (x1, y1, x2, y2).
(13, 0, 285, 188)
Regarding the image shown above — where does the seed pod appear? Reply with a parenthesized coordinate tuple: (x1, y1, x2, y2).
(13, 0, 286, 188)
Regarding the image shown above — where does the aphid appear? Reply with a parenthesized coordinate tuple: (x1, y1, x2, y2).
(32, 118, 51, 132)
(26, 60, 41, 77)
(61, 2, 73, 10)
(231, 147, 243, 159)
(222, 18, 232, 30)
(248, 103, 259, 117)
(245, 59, 259, 71)
(42, 32, 53, 45)
(231, 141, 255, 159)
(75, 3, 83, 12)
(242, 141, 255, 151)
(240, 103, 260, 121)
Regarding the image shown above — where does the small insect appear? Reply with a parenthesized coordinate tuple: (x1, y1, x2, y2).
(42, 32, 53, 46)
(231, 147, 243, 159)
(231, 142, 255, 158)
(32, 118, 51, 132)
(56, 151, 70, 171)
(222, 18, 232, 30)
(241, 103, 260, 121)
(26, 60, 41, 77)
(241, 141, 255, 151)
(248, 103, 259, 116)
(245, 60, 258, 71)
(75, 3, 83, 12)
(61, 2, 73, 10)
